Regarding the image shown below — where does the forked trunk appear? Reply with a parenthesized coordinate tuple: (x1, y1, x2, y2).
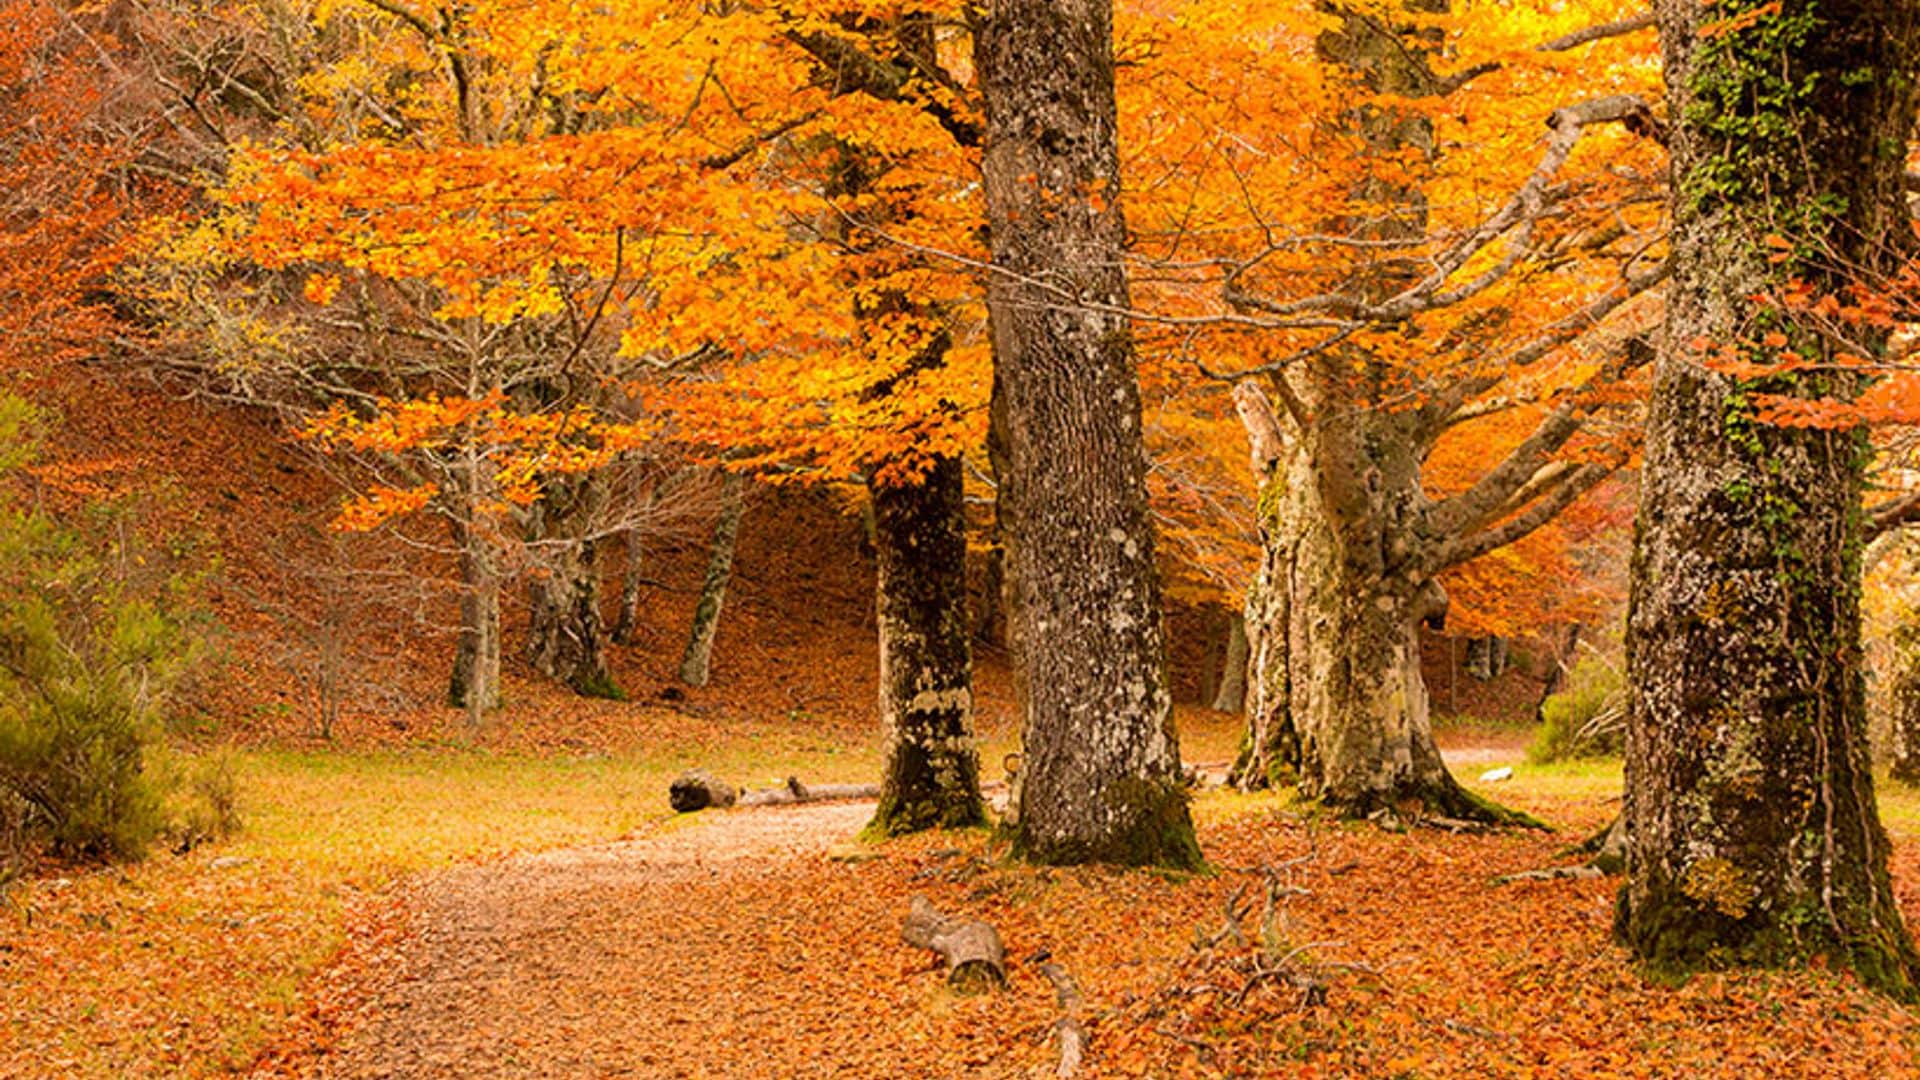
(868, 457, 987, 836)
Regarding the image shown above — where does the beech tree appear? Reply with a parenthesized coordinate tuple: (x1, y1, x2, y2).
(1620, 0, 1920, 993)
(975, 0, 1199, 867)
(1119, 0, 1663, 818)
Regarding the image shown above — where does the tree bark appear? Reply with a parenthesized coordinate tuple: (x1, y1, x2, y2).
(525, 474, 621, 699)
(1231, 384, 1512, 822)
(1210, 611, 1250, 714)
(610, 476, 656, 646)
(446, 510, 500, 720)
(1623, 0, 1920, 995)
(1890, 644, 1920, 785)
(679, 471, 744, 688)
(868, 458, 988, 835)
(974, 0, 1198, 868)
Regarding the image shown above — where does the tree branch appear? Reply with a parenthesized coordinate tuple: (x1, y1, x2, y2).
(1431, 458, 1622, 571)
(1423, 336, 1652, 546)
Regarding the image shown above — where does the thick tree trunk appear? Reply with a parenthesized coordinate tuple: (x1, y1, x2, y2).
(526, 536, 619, 698)
(1210, 611, 1250, 714)
(1231, 385, 1509, 822)
(679, 471, 744, 688)
(868, 457, 987, 836)
(1623, 0, 1920, 995)
(525, 474, 620, 699)
(974, 0, 1198, 868)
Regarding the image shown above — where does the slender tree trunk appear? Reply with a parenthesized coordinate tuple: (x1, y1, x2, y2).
(975, 0, 1198, 868)
(679, 471, 744, 688)
(611, 477, 656, 646)
(1210, 611, 1250, 714)
(868, 458, 987, 835)
(446, 468, 501, 719)
(1623, 0, 1920, 995)
(446, 524, 500, 719)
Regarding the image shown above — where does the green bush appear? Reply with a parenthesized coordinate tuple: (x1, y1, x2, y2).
(1527, 654, 1625, 764)
(0, 395, 212, 862)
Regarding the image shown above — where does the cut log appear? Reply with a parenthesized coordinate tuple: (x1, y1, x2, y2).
(1039, 961, 1087, 1077)
(901, 895, 1007, 993)
(668, 770, 736, 812)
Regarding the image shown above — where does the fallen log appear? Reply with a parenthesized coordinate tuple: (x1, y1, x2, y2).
(667, 772, 879, 813)
(738, 776, 882, 807)
(1039, 961, 1088, 1077)
(901, 895, 1007, 993)
(668, 769, 736, 812)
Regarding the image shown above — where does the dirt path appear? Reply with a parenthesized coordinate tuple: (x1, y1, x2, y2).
(287, 747, 1535, 1079)
(299, 800, 879, 1079)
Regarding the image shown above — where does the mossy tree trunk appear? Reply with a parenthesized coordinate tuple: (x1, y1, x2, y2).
(869, 458, 987, 835)
(974, 0, 1199, 868)
(788, 16, 989, 836)
(1622, 0, 1920, 995)
(679, 471, 744, 688)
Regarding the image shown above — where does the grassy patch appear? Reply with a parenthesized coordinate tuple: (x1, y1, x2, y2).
(0, 722, 884, 1078)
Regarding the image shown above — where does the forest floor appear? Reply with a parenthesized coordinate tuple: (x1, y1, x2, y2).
(239, 745, 1920, 1080)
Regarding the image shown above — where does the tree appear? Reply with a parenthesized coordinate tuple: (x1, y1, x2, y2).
(974, 0, 1199, 867)
(1113, 0, 1662, 818)
(1620, 0, 1920, 994)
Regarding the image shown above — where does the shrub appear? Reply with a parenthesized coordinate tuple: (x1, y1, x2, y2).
(1528, 653, 1625, 764)
(0, 396, 210, 861)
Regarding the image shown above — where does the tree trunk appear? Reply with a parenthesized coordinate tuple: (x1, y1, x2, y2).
(1623, 0, 1920, 995)
(679, 471, 744, 688)
(446, 514, 500, 719)
(868, 457, 987, 836)
(526, 536, 619, 698)
(974, 0, 1198, 868)
(1231, 384, 1509, 822)
(610, 477, 656, 646)
(1890, 647, 1920, 785)
(525, 474, 621, 699)
(1209, 611, 1250, 714)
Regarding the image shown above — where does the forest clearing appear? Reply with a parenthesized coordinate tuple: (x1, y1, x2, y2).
(10, 0, 1920, 1075)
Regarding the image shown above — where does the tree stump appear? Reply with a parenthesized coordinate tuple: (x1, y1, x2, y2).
(668, 770, 737, 812)
(901, 895, 1007, 993)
